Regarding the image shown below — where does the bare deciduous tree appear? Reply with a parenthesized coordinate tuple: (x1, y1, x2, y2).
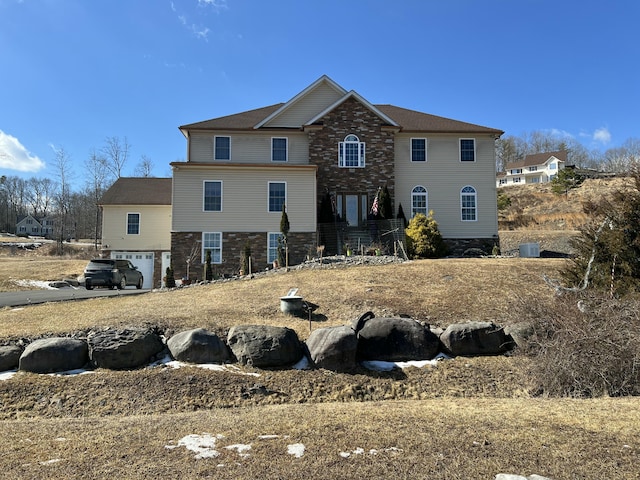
(100, 136, 130, 181)
(85, 149, 110, 249)
(134, 154, 154, 177)
(52, 145, 74, 253)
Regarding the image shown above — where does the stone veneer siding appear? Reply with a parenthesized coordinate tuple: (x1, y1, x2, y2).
(444, 236, 501, 257)
(307, 97, 396, 213)
(171, 231, 316, 279)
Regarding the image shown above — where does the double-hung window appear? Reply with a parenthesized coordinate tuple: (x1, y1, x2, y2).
(214, 136, 230, 160)
(127, 213, 140, 235)
(460, 138, 476, 162)
(411, 138, 427, 162)
(267, 232, 284, 263)
(461, 186, 477, 221)
(202, 232, 222, 264)
(272, 137, 288, 162)
(338, 134, 365, 168)
(268, 182, 286, 212)
(203, 181, 222, 212)
(411, 186, 428, 217)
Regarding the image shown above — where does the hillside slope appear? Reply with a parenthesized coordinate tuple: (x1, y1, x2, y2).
(498, 177, 633, 255)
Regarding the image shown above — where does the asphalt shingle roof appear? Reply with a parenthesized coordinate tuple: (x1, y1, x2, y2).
(506, 150, 568, 169)
(100, 177, 172, 205)
(179, 103, 503, 135)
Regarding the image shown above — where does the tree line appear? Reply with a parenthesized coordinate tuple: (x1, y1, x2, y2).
(0, 137, 156, 249)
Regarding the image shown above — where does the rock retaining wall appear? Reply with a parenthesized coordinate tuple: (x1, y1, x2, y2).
(1, 314, 525, 375)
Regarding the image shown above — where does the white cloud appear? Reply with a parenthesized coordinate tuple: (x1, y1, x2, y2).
(548, 128, 574, 139)
(0, 130, 45, 173)
(192, 25, 210, 40)
(593, 127, 612, 145)
(197, 0, 228, 12)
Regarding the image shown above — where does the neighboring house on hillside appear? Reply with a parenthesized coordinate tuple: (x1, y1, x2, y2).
(498, 151, 567, 187)
(99, 177, 172, 289)
(170, 75, 503, 278)
(15, 214, 55, 237)
(16, 214, 43, 236)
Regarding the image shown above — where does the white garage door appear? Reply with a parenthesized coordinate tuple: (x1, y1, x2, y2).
(111, 252, 154, 289)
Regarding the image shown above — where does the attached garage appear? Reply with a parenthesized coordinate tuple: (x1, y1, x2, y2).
(111, 252, 154, 289)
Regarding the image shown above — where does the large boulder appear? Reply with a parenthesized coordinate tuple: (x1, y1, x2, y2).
(356, 317, 440, 361)
(227, 325, 302, 368)
(0, 344, 24, 371)
(88, 327, 165, 370)
(440, 321, 510, 356)
(167, 328, 231, 364)
(19, 337, 88, 373)
(306, 325, 358, 372)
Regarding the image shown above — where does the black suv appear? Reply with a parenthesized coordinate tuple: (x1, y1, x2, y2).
(84, 259, 144, 290)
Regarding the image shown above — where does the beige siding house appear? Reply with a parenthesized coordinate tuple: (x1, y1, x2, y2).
(171, 75, 503, 278)
(100, 177, 172, 289)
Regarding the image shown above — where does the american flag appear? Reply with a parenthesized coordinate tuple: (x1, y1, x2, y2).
(371, 191, 379, 216)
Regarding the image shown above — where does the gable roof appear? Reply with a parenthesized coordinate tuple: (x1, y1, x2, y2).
(180, 102, 502, 135)
(254, 75, 347, 129)
(100, 178, 172, 206)
(179, 75, 503, 136)
(506, 151, 568, 169)
(306, 90, 400, 127)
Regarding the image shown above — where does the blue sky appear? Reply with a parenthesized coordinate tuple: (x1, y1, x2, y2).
(1, 0, 637, 186)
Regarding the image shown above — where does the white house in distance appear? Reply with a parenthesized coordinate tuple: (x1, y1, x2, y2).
(497, 151, 567, 187)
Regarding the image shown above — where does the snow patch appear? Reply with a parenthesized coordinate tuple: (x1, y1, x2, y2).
(287, 443, 305, 458)
(165, 433, 225, 459)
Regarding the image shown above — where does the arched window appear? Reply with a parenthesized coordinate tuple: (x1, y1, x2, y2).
(461, 185, 477, 221)
(411, 186, 428, 217)
(338, 134, 365, 168)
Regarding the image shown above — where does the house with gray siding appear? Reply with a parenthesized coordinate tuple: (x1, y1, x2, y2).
(171, 75, 503, 278)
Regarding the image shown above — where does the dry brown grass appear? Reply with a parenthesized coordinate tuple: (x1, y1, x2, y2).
(1, 398, 638, 479)
(0, 258, 565, 341)
(499, 177, 634, 230)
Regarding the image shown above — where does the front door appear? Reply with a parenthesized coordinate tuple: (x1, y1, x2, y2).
(336, 193, 369, 228)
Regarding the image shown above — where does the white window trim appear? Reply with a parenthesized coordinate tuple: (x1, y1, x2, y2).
(459, 138, 476, 162)
(267, 232, 284, 263)
(214, 136, 231, 161)
(460, 185, 478, 222)
(202, 180, 223, 212)
(126, 212, 140, 235)
(202, 232, 223, 264)
(267, 181, 287, 213)
(338, 134, 366, 168)
(411, 185, 428, 218)
(271, 137, 288, 162)
(411, 138, 427, 162)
